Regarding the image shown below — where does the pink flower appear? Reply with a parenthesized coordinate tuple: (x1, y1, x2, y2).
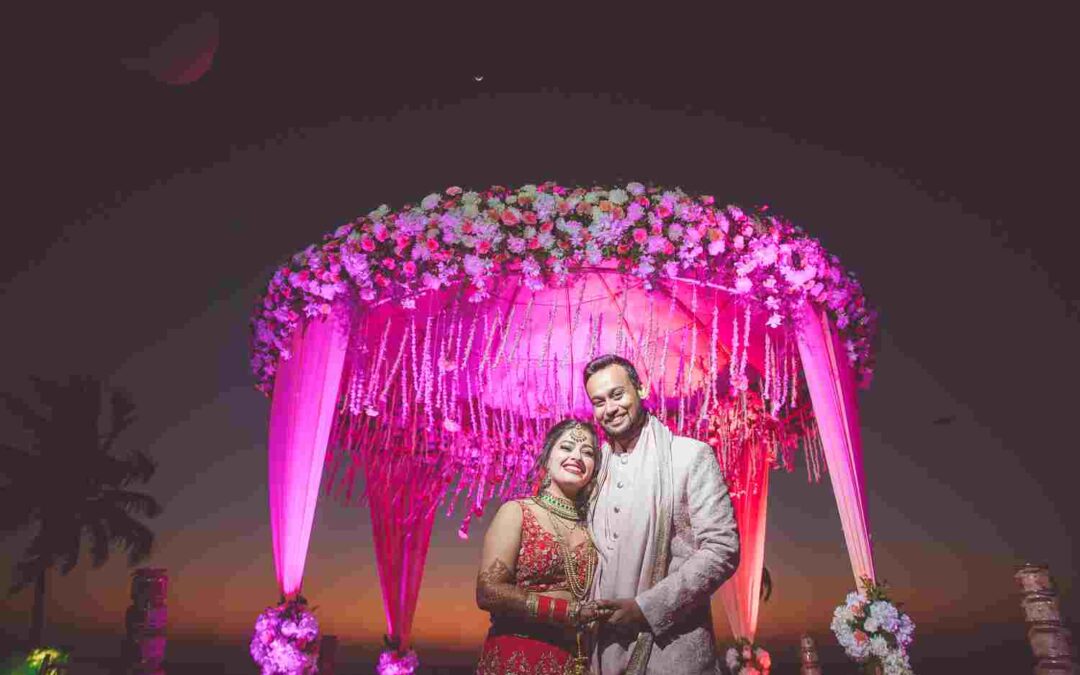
(476, 240, 492, 255)
(708, 239, 725, 256)
(735, 277, 753, 293)
(633, 228, 648, 244)
(501, 210, 520, 227)
(766, 313, 782, 328)
(445, 185, 462, 196)
(360, 236, 376, 252)
(402, 261, 417, 277)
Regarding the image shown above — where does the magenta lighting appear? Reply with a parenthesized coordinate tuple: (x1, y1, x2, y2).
(249, 182, 882, 670)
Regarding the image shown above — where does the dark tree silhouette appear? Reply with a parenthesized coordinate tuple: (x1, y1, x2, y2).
(0, 375, 162, 647)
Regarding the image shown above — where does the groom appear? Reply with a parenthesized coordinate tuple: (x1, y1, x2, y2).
(585, 354, 739, 675)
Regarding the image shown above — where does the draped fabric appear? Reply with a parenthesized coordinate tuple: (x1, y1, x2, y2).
(795, 303, 876, 588)
(717, 449, 771, 643)
(267, 309, 350, 596)
(366, 452, 444, 652)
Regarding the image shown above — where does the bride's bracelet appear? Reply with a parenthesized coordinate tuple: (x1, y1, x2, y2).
(527, 594, 575, 625)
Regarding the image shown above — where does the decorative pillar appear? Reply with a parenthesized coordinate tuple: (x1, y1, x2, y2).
(1015, 563, 1077, 674)
(122, 568, 168, 675)
(799, 634, 823, 675)
(318, 635, 339, 675)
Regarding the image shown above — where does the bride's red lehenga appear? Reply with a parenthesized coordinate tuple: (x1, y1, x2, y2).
(476, 505, 594, 675)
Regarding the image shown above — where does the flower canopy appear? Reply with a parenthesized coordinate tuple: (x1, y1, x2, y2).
(251, 182, 875, 396)
(249, 181, 880, 658)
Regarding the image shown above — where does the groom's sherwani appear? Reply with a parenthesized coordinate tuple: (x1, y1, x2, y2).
(590, 416, 740, 674)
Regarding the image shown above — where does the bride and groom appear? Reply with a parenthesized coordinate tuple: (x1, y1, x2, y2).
(475, 354, 741, 674)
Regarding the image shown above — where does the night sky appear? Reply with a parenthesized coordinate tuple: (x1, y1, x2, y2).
(1, 5, 1077, 669)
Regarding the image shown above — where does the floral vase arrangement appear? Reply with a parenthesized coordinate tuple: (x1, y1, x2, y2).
(831, 577, 915, 674)
(250, 596, 320, 674)
(724, 638, 771, 674)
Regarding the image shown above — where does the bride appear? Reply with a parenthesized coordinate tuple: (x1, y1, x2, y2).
(475, 419, 609, 674)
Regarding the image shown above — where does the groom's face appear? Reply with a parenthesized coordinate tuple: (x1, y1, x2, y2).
(585, 364, 644, 441)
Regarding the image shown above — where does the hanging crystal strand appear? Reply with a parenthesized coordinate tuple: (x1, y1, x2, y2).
(421, 315, 434, 431)
(345, 369, 362, 415)
(400, 331, 411, 425)
(380, 323, 408, 405)
(491, 302, 516, 369)
(729, 308, 739, 396)
(790, 341, 799, 410)
(763, 329, 772, 405)
(779, 331, 789, 406)
(507, 291, 535, 365)
(436, 313, 450, 416)
(365, 319, 393, 412)
(700, 298, 719, 426)
(478, 309, 502, 390)
(590, 312, 602, 360)
(409, 315, 420, 397)
(675, 327, 688, 435)
(539, 302, 557, 390)
(739, 304, 752, 391)
(659, 326, 672, 422)
(659, 280, 678, 423)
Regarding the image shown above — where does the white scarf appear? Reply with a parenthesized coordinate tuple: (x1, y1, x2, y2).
(589, 414, 675, 674)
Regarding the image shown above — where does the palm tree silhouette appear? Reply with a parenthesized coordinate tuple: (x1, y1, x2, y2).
(0, 375, 163, 648)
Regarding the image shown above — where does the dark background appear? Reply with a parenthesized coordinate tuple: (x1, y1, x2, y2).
(1, 5, 1077, 673)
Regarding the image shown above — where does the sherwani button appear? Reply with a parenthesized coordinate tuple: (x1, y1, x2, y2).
(617, 481, 624, 488)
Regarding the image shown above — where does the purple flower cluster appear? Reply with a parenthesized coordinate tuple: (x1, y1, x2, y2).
(251, 183, 876, 394)
(250, 599, 320, 674)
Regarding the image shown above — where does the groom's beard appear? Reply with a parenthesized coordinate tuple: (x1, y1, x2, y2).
(609, 409, 648, 451)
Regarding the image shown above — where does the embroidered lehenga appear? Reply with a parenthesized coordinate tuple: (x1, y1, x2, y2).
(476, 502, 597, 675)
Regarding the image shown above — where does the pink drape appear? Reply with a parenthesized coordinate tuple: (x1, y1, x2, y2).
(365, 454, 444, 651)
(795, 303, 876, 588)
(718, 451, 771, 642)
(268, 310, 350, 596)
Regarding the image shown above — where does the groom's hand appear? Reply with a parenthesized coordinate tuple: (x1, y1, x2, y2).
(598, 598, 646, 634)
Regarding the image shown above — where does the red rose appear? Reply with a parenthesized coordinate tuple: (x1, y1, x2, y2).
(402, 261, 417, 277)
(522, 212, 538, 226)
(540, 221, 554, 233)
(382, 258, 396, 270)
(462, 221, 474, 234)
(476, 240, 492, 255)
(617, 244, 630, 255)
(374, 274, 390, 287)
(426, 237, 440, 252)
(527, 237, 541, 250)
(501, 210, 519, 227)
(395, 234, 410, 249)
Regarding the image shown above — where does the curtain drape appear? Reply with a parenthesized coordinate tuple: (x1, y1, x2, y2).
(267, 310, 350, 596)
(795, 303, 875, 588)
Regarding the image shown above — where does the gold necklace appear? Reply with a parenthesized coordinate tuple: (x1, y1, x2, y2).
(545, 510, 596, 601)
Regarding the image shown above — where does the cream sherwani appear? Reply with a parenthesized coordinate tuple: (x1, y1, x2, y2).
(590, 417, 740, 674)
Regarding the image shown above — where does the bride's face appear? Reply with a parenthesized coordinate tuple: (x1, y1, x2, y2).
(546, 428, 597, 495)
